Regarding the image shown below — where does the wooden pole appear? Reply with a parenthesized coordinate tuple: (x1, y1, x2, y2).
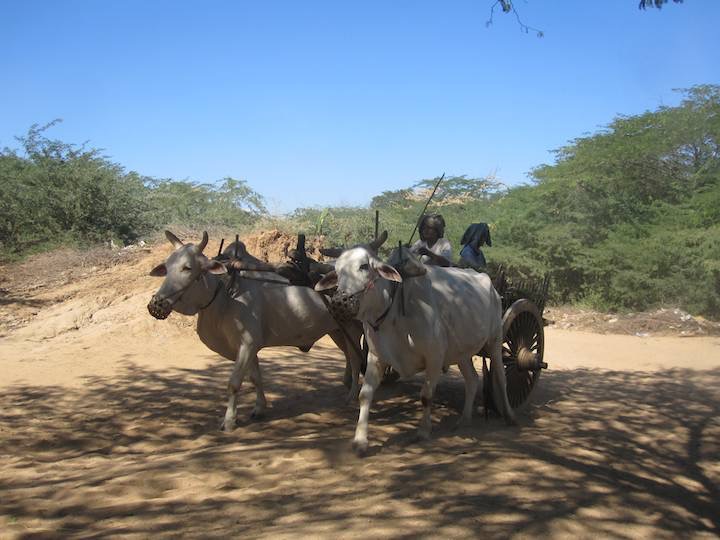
(399, 240, 405, 316)
(408, 172, 445, 245)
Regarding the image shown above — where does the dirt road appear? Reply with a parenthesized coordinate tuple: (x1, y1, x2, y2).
(1, 242, 718, 538)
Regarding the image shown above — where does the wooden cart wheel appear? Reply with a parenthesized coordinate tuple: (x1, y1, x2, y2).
(484, 299, 546, 413)
(502, 299, 545, 410)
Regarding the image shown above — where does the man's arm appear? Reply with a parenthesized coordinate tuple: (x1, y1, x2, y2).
(417, 241, 452, 267)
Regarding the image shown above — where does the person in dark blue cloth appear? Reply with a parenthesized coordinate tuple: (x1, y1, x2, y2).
(459, 223, 492, 269)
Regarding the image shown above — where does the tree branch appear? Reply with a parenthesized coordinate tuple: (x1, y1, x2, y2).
(486, 1, 544, 38)
(639, 0, 684, 10)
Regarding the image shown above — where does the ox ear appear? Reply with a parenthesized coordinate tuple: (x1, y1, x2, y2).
(375, 263, 403, 283)
(165, 230, 184, 250)
(204, 259, 227, 275)
(319, 247, 343, 258)
(314, 271, 338, 291)
(150, 263, 167, 277)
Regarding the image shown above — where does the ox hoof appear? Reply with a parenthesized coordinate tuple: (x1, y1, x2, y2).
(414, 430, 431, 443)
(381, 367, 400, 385)
(454, 417, 473, 430)
(250, 408, 266, 421)
(220, 418, 236, 432)
(352, 439, 369, 457)
(504, 412, 519, 427)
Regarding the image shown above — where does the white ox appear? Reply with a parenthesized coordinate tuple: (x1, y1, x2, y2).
(315, 246, 516, 454)
(147, 231, 364, 431)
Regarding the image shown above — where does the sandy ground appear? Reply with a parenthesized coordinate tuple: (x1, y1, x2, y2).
(1, 240, 719, 538)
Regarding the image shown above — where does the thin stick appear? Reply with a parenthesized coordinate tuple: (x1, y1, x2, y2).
(399, 240, 405, 316)
(408, 173, 445, 245)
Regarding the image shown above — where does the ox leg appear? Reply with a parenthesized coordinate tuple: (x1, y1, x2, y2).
(352, 351, 381, 456)
(343, 362, 353, 390)
(329, 330, 361, 404)
(221, 345, 257, 431)
(248, 356, 267, 419)
(456, 357, 479, 427)
(417, 368, 440, 441)
(490, 340, 517, 426)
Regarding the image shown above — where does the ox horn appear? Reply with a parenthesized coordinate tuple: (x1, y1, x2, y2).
(368, 230, 388, 253)
(165, 230, 184, 250)
(319, 247, 344, 258)
(197, 231, 209, 253)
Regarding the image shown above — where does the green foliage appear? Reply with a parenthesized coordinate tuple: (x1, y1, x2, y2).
(285, 176, 501, 257)
(287, 206, 378, 248)
(0, 121, 155, 254)
(0, 121, 267, 258)
(490, 85, 720, 316)
(146, 176, 266, 230)
(286, 86, 719, 318)
(4, 85, 718, 318)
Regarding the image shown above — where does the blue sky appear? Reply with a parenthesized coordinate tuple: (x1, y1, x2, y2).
(1, 1, 718, 213)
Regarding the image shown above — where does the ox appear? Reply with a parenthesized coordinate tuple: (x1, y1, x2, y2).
(147, 230, 364, 431)
(315, 246, 516, 454)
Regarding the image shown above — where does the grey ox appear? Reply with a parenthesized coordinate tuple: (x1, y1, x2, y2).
(147, 230, 364, 431)
(315, 246, 517, 455)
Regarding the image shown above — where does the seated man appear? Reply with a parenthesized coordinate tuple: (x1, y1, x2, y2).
(410, 214, 452, 267)
(458, 222, 491, 269)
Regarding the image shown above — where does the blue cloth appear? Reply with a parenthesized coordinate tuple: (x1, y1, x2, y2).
(460, 244, 487, 267)
(460, 223, 492, 248)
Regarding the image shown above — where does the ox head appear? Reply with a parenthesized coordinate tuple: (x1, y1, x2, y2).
(314, 246, 403, 322)
(147, 230, 227, 319)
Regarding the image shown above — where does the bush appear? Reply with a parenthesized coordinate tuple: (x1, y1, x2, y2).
(0, 122, 267, 259)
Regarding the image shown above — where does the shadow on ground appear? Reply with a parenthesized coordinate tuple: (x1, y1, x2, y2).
(1, 346, 718, 538)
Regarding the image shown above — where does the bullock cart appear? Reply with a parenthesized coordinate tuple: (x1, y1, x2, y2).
(484, 269, 549, 413)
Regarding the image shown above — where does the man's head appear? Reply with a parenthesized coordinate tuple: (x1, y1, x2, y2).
(419, 214, 446, 242)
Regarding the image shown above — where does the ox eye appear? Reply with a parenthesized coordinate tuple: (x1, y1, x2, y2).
(183, 266, 192, 272)
(359, 263, 369, 271)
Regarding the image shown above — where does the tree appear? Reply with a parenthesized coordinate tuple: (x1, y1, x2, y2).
(491, 85, 720, 315)
(0, 122, 268, 258)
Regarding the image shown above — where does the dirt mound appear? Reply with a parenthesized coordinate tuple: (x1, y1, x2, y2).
(0, 244, 150, 297)
(0, 230, 327, 339)
(241, 229, 326, 262)
(0, 244, 156, 337)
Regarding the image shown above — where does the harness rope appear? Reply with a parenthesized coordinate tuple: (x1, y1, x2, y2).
(368, 281, 400, 332)
(198, 279, 223, 310)
(149, 273, 223, 319)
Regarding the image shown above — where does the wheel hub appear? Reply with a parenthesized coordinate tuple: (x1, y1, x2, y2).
(516, 346, 548, 371)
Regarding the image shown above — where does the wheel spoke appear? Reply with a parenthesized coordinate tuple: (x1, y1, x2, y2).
(501, 301, 545, 411)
